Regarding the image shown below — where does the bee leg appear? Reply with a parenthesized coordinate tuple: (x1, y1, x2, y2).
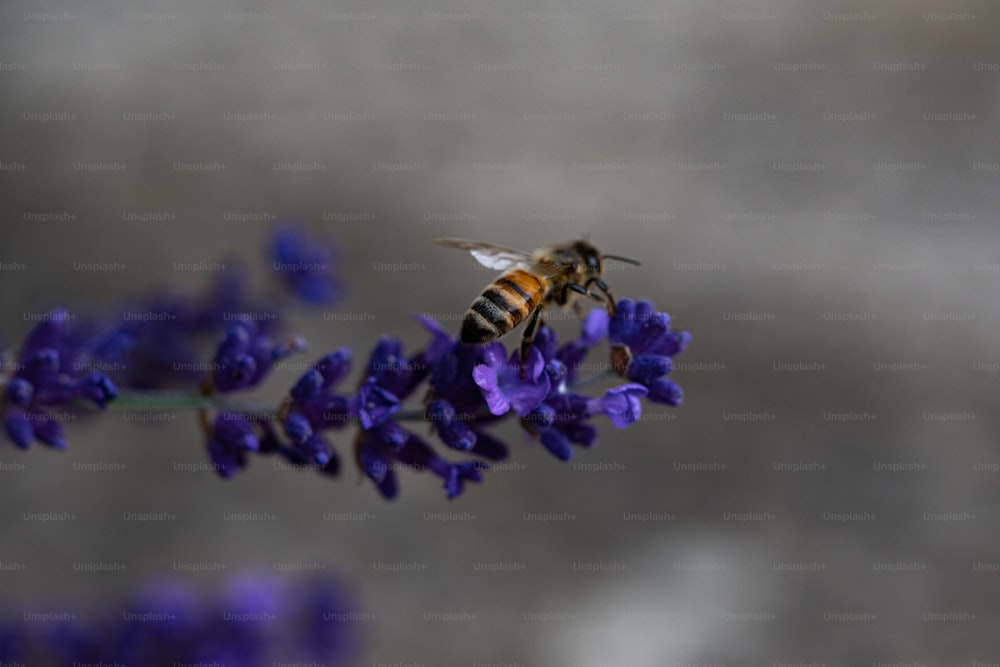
(519, 305, 545, 379)
(585, 278, 616, 314)
(564, 282, 605, 304)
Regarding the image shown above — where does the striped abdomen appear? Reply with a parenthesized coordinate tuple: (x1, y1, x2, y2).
(461, 269, 546, 344)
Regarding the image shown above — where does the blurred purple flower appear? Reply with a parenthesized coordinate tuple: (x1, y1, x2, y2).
(3, 309, 117, 450)
(356, 422, 488, 500)
(0, 571, 360, 665)
(270, 223, 341, 305)
(206, 412, 260, 478)
(94, 269, 281, 390)
(209, 320, 305, 394)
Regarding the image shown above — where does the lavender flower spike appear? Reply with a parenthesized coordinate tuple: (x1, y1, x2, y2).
(3, 309, 118, 450)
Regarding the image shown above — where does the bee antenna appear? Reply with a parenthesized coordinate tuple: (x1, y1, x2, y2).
(603, 254, 641, 267)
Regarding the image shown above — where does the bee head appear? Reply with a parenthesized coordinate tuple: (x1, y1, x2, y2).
(573, 240, 603, 276)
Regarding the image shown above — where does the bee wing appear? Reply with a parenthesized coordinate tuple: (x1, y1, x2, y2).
(435, 238, 534, 271)
(533, 257, 577, 278)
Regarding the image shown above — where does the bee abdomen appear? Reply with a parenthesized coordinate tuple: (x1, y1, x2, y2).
(461, 306, 503, 344)
(460, 270, 544, 344)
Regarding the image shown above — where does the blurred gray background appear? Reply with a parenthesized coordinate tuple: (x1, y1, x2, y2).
(2, 0, 1000, 664)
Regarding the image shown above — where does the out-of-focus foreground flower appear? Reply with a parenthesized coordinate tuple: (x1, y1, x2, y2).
(0, 570, 361, 665)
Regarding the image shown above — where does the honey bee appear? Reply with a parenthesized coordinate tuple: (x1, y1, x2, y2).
(435, 238, 640, 365)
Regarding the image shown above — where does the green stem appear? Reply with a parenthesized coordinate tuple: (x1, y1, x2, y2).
(110, 391, 209, 412)
(570, 369, 614, 389)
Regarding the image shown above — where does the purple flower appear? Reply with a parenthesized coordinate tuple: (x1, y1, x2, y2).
(93, 270, 280, 390)
(429, 339, 486, 414)
(587, 383, 648, 428)
(422, 327, 511, 460)
(206, 412, 260, 478)
(426, 399, 508, 460)
(3, 310, 117, 450)
(522, 392, 597, 461)
(473, 343, 550, 417)
(279, 350, 354, 466)
(427, 399, 475, 450)
(0, 571, 361, 665)
(210, 320, 305, 394)
(356, 423, 487, 500)
(350, 378, 401, 430)
(608, 298, 690, 405)
(270, 223, 341, 305)
(365, 317, 452, 402)
(556, 308, 610, 384)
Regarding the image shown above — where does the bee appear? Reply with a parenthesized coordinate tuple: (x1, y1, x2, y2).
(435, 238, 640, 366)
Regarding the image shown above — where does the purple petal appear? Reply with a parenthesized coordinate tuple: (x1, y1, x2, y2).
(430, 341, 485, 413)
(75, 372, 118, 408)
(532, 326, 557, 362)
(440, 421, 476, 451)
(416, 315, 456, 366)
(352, 379, 401, 430)
(588, 383, 648, 428)
(283, 412, 313, 445)
(290, 369, 323, 405)
(581, 308, 609, 346)
(270, 335, 307, 362)
(312, 394, 352, 430)
(608, 298, 636, 345)
(627, 354, 672, 385)
(546, 393, 590, 423)
(540, 429, 572, 461)
(470, 429, 509, 461)
(557, 422, 598, 447)
(648, 378, 684, 406)
(19, 348, 60, 388)
(495, 348, 550, 417)
(19, 310, 71, 359)
(373, 421, 409, 449)
(473, 364, 510, 416)
(525, 403, 556, 429)
(375, 470, 399, 499)
(556, 341, 588, 384)
(315, 349, 351, 388)
(481, 341, 507, 369)
(648, 330, 692, 358)
(270, 224, 340, 306)
(5, 378, 33, 407)
(428, 401, 477, 451)
(359, 444, 389, 483)
(30, 409, 67, 449)
(443, 461, 488, 499)
(5, 409, 34, 449)
(213, 413, 260, 452)
(367, 337, 403, 380)
(294, 433, 334, 466)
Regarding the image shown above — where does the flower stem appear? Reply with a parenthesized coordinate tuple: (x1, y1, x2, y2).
(110, 391, 209, 411)
(570, 369, 614, 389)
